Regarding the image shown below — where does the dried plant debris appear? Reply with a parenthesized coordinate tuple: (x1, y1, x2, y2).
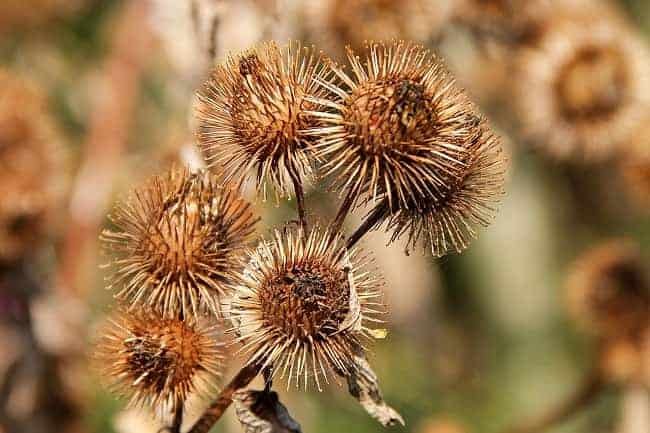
(342, 347, 404, 427)
(233, 389, 302, 433)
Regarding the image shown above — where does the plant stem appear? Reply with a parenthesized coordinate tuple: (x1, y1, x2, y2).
(346, 200, 389, 250)
(330, 187, 358, 238)
(170, 404, 183, 433)
(187, 363, 262, 433)
(501, 368, 605, 433)
(289, 169, 308, 235)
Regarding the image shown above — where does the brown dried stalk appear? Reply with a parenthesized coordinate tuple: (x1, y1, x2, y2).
(57, 0, 154, 296)
(187, 363, 262, 433)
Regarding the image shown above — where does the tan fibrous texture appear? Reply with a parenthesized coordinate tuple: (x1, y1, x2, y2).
(95, 310, 224, 412)
(513, 10, 650, 161)
(196, 41, 332, 199)
(311, 41, 506, 256)
(303, 0, 455, 59)
(383, 127, 506, 257)
(101, 168, 257, 318)
(0, 70, 63, 262)
(230, 226, 385, 389)
(566, 239, 650, 340)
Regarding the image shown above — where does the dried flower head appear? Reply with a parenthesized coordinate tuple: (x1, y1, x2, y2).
(304, 0, 455, 59)
(96, 309, 224, 411)
(382, 127, 506, 257)
(0, 70, 63, 262)
(196, 41, 331, 199)
(513, 11, 650, 161)
(311, 41, 498, 211)
(102, 168, 257, 318)
(230, 226, 385, 389)
(566, 240, 650, 339)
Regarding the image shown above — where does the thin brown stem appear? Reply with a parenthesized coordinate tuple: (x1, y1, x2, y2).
(289, 169, 308, 235)
(501, 368, 605, 433)
(187, 363, 262, 433)
(346, 200, 389, 250)
(330, 187, 358, 238)
(169, 404, 183, 433)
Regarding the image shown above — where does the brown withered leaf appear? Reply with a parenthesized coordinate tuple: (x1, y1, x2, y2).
(343, 347, 405, 427)
(233, 389, 302, 433)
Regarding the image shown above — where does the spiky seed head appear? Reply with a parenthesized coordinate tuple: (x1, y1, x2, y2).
(230, 226, 385, 389)
(95, 309, 224, 411)
(304, 0, 454, 59)
(566, 240, 650, 339)
(196, 41, 332, 199)
(0, 69, 64, 262)
(101, 167, 257, 318)
(513, 11, 650, 161)
(382, 128, 506, 257)
(310, 41, 497, 212)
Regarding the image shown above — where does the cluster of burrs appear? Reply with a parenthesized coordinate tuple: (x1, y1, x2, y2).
(96, 40, 506, 433)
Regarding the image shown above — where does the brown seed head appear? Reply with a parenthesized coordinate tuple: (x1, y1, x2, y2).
(382, 127, 506, 257)
(230, 226, 385, 389)
(304, 0, 455, 59)
(599, 326, 650, 387)
(514, 11, 650, 161)
(95, 309, 224, 411)
(311, 41, 497, 212)
(102, 168, 257, 318)
(196, 41, 332, 199)
(0, 69, 63, 262)
(566, 239, 650, 339)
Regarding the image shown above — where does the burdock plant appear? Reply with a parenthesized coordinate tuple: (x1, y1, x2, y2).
(97, 39, 506, 433)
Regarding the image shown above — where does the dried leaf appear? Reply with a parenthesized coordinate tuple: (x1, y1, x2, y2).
(336, 253, 362, 334)
(233, 389, 302, 433)
(343, 348, 404, 427)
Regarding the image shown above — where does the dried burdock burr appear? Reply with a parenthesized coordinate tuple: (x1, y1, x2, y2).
(303, 0, 455, 59)
(95, 309, 225, 413)
(196, 41, 332, 229)
(513, 10, 650, 161)
(310, 41, 506, 254)
(566, 239, 649, 340)
(379, 127, 506, 257)
(0, 69, 64, 263)
(101, 167, 257, 319)
(230, 225, 386, 390)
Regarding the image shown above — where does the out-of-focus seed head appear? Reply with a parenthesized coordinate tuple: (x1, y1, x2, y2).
(0, 70, 64, 263)
(95, 309, 224, 411)
(513, 11, 650, 161)
(304, 0, 455, 59)
(230, 226, 385, 389)
(599, 326, 650, 387)
(102, 168, 257, 318)
(566, 240, 650, 339)
(0, 0, 84, 34)
(382, 128, 506, 257)
(311, 41, 497, 211)
(196, 41, 331, 199)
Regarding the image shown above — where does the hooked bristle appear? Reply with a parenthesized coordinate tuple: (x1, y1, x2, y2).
(195, 41, 332, 200)
(230, 226, 386, 390)
(95, 309, 225, 412)
(101, 167, 258, 318)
